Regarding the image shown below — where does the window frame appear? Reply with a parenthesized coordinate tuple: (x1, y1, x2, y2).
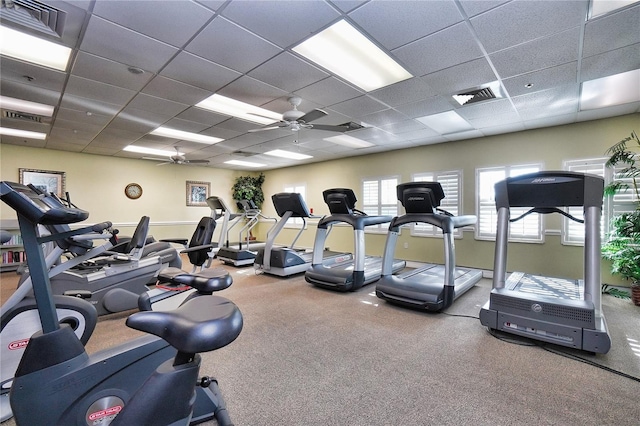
(475, 163, 544, 243)
(361, 175, 400, 233)
(411, 170, 463, 238)
(283, 183, 307, 228)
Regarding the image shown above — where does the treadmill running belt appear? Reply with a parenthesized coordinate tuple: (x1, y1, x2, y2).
(511, 273, 584, 300)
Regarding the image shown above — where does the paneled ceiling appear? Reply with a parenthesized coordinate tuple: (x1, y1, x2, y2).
(1, 0, 639, 170)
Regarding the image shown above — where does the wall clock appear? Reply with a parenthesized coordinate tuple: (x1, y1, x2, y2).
(125, 183, 143, 199)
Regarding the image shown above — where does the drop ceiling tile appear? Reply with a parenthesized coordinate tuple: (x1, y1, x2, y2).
(141, 77, 210, 107)
(458, 0, 510, 18)
(332, 0, 367, 13)
(248, 52, 329, 93)
(583, 5, 640, 58)
(393, 23, 484, 76)
(466, 110, 522, 129)
(0, 79, 62, 106)
(159, 51, 242, 93)
(348, 0, 462, 50)
(379, 120, 429, 134)
(329, 95, 388, 118)
(369, 78, 435, 107)
(456, 98, 517, 120)
(186, 16, 282, 73)
(110, 108, 168, 133)
(421, 58, 497, 97)
(45, 142, 88, 152)
(126, 93, 189, 117)
(65, 75, 136, 106)
(200, 126, 243, 141)
(480, 121, 526, 136)
(490, 27, 581, 79)
(0, 57, 66, 93)
(295, 77, 363, 107)
(392, 127, 439, 142)
(56, 107, 112, 127)
(359, 108, 408, 127)
(161, 118, 210, 133)
(93, 0, 214, 47)
(469, 0, 587, 53)
(82, 145, 122, 155)
(80, 16, 178, 73)
(215, 117, 267, 133)
(512, 84, 580, 120)
(59, 93, 121, 117)
(523, 112, 578, 130)
(221, 0, 340, 48)
(194, 1, 226, 12)
(503, 62, 577, 97)
(0, 137, 46, 149)
(580, 44, 640, 82)
(394, 96, 453, 118)
(217, 76, 288, 107)
(72, 52, 153, 91)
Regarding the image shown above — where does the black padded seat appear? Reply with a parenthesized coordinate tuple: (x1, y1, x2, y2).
(157, 267, 232, 294)
(126, 296, 243, 354)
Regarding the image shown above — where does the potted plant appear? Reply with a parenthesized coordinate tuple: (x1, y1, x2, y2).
(231, 173, 265, 208)
(602, 131, 640, 305)
(231, 173, 265, 240)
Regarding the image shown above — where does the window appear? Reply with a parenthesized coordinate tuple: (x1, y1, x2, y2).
(411, 170, 462, 237)
(564, 157, 638, 244)
(283, 183, 306, 227)
(476, 164, 542, 242)
(362, 176, 399, 231)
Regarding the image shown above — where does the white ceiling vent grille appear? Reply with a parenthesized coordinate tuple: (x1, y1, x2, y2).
(2, 109, 50, 124)
(451, 81, 505, 107)
(1, 0, 66, 38)
(453, 87, 497, 106)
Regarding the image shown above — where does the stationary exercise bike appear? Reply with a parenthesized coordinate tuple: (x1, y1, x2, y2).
(0, 181, 243, 425)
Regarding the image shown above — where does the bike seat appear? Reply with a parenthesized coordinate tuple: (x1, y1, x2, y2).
(126, 295, 243, 354)
(157, 267, 233, 294)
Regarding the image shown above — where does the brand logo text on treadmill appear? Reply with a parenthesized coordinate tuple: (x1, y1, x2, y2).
(532, 178, 556, 183)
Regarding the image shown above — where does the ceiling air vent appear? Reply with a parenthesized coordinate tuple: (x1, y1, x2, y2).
(452, 87, 497, 106)
(1, 0, 67, 38)
(2, 111, 42, 123)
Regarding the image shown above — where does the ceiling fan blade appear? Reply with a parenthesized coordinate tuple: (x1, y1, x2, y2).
(186, 159, 210, 164)
(156, 162, 172, 166)
(298, 108, 327, 124)
(309, 124, 353, 132)
(248, 122, 290, 133)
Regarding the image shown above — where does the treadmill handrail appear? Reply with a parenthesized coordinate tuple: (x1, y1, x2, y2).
(389, 213, 476, 234)
(317, 213, 393, 230)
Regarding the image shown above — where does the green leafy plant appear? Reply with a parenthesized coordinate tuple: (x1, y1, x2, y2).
(601, 284, 631, 299)
(603, 130, 639, 199)
(601, 131, 640, 293)
(231, 173, 265, 208)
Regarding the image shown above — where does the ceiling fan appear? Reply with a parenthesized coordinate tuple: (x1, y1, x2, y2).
(248, 96, 361, 133)
(143, 147, 210, 166)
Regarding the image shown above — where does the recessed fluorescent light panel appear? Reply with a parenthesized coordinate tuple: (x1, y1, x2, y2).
(149, 126, 223, 144)
(0, 25, 71, 71)
(123, 145, 182, 156)
(293, 20, 412, 92)
(0, 127, 47, 140)
(264, 149, 312, 160)
(416, 111, 474, 134)
(196, 94, 281, 125)
(580, 69, 640, 111)
(225, 160, 266, 168)
(324, 134, 374, 148)
(0, 96, 55, 116)
(590, 0, 639, 19)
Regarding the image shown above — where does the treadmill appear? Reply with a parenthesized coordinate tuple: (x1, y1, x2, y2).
(254, 192, 352, 277)
(216, 199, 276, 266)
(479, 171, 611, 354)
(305, 188, 405, 292)
(376, 182, 482, 311)
(204, 196, 242, 263)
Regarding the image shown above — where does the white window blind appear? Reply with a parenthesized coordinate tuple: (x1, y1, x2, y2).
(412, 171, 462, 237)
(564, 157, 638, 244)
(476, 164, 542, 242)
(362, 176, 399, 231)
(563, 159, 606, 245)
(283, 184, 306, 226)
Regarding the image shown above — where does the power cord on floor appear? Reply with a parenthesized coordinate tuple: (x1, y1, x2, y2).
(441, 311, 480, 320)
(484, 326, 640, 382)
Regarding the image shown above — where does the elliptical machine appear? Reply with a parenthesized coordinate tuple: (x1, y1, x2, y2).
(0, 181, 243, 425)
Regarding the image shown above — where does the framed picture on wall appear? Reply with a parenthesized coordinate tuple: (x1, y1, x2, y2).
(19, 168, 66, 197)
(186, 180, 210, 206)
